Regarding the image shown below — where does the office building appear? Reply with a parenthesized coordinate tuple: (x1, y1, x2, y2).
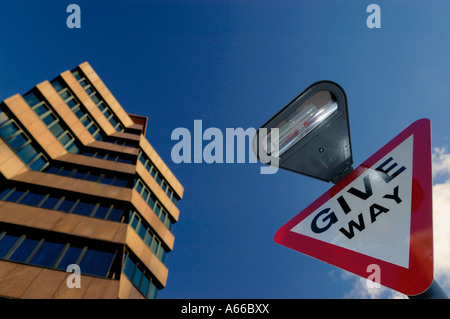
(0, 62, 183, 298)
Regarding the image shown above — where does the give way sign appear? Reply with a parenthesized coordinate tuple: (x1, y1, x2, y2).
(274, 118, 433, 296)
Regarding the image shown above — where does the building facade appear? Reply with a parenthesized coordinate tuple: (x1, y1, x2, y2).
(0, 62, 184, 299)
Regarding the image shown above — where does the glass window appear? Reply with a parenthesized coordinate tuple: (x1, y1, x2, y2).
(17, 143, 39, 164)
(93, 204, 110, 219)
(24, 93, 40, 106)
(58, 197, 77, 213)
(57, 245, 83, 270)
(123, 254, 136, 280)
(59, 90, 71, 100)
(7, 189, 26, 203)
(130, 213, 139, 230)
(108, 207, 124, 222)
(66, 142, 79, 154)
(137, 223, 146, 240)
(8, 237, 40, 263)
(41, 194, 61, 210)
(20, 192, 46, 206)
(140, 275, 150, 297)
(73, 201, 95, 216)
(29, 155, 48, 171)
(73, 71, 82, 80)
(147, 195, 156, 210)
(0, 187, 13, 200)
(51, 80, 64, 92)
(33, 103, 49, 117)
(132, 265, 143, 288)
(0, 111, 8, 125)
(79, 249, 114, 277)
(0, 233, 20, 258)
(0, 122, 19, 139)
(29, 240, 65, 267)
(148, 282, 158, 299)
(42, 113, 57, 126)
(58, 131, 72, 145)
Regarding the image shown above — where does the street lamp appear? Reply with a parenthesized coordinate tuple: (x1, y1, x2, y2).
(253, 81, 353, 183)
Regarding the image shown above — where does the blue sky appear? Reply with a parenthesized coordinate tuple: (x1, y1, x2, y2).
(1, 1, 450, 299)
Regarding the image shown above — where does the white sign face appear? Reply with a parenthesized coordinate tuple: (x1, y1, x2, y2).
(290, 135, 413, 268)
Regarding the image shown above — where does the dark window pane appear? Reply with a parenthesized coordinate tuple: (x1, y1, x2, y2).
(17, 143, 39, 164)
(123, 254, 136, 279)
(59, 90, 71, 100)
(79, 249, 114, 277)
(112, 178, 130, 188)
(141, 275, 150, 297)
(8, 133, 27, 151)
(41, 194, 61, 210)
(137, 224, 146, 240)
(30, 241, 65, 267)
(51, 80, 64, 92)
(20, 192, 45, 206)
(108, 207, 124, 222)
(57, 245, 83, 270)
(66, 142, 79, 154)
(84, 173, 100, 182)
(93, 205, 110, 219)
(42, 113, 57, 126)
(0, 233, 20, 258)
(73, 201, 95, 216)
(58, 131, 72, 145)
(24, 93, 40, 106)
(29, 155, 48, 171)
(33, 104, 49, 116)
(58, 198, 77, 213)
(7, 189, 26, 203)
(9, 237, 40, 262)
(132, 266, 143, 288)
(0, 187, 12, 200)
(0, 122, 18, 139)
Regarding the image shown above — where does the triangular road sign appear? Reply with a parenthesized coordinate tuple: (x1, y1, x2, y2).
(275, 118, 433, 296)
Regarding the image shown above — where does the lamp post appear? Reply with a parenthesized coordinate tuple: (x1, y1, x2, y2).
(253, 81, 353, 184)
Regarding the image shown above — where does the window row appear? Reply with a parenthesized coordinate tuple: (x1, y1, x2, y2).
(80, 148, 135, 165)
(0, 107, 49, 171)
(138, 150, 179, 206)
(23, 92, 80, 154)
(128, 211, 167, 263)
(122, 250, 159, 299)
(0, 229, 117, 278)
(134, 178, 173, 231)
(44, 164, 133, 188)
(51, 79, 104, 142)
(0, 186, 127, 222)
(72, 69, 125, 133)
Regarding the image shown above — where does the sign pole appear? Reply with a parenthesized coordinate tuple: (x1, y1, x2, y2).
(408, 280, 448, 299)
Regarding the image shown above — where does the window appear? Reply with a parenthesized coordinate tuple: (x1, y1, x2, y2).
(51, 80, 106, 142)
(133, 178, 173, 231)
(122, 251, 159, 299)
(57, 245, 83, 271)
(79, 248, 115, 277)
(0, 233, 20, 258)
(71, 69, 125, 132)
(137, 150, 180, 206)
(0, 228, 119, 279)
(128, 211, 168, 264)
(8, 237, 40, 263)
(24, 92, 80, 154)
(0, 185, 127, 223)
(30, 241, 65, 267)
(0, 108, 49, 171)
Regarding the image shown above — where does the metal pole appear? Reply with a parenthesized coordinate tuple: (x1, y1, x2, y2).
(408, 279, 449, 299)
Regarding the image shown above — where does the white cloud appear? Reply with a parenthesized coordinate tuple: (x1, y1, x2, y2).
(339, 147, 450, 299)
